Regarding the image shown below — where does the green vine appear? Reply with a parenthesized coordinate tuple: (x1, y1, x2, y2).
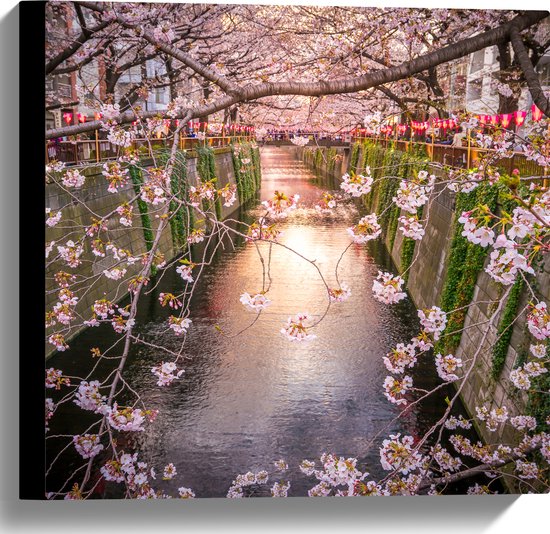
(196, 146, 216, 181)
(436, 183, 499, 355)
(232, 143, 260, 203)
(128, 164, 157, 276)
(158, 150, 191, 254)
(350, 143, 360, 172)
(491, 276, 525, 378)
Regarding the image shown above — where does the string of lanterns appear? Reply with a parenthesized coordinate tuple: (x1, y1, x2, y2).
(353, 104, 545, 138)
(60, 112, 255, 136)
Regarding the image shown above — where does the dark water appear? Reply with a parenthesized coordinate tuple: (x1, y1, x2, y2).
(47, 147, 480, 497)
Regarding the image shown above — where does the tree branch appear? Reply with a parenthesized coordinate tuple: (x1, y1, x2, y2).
(509, 25, 550, 117)
(45, 10, 549, 140)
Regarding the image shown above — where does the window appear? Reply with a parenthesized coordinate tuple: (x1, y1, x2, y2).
(467, 77, 483, 101)
(536, 60, 550, 87)
(470, 49, 485, 74)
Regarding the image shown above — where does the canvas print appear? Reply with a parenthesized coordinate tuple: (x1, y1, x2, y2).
(44, 1, 550, 499)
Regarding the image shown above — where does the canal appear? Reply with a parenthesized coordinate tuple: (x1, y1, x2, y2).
(47, 146, 480, 497)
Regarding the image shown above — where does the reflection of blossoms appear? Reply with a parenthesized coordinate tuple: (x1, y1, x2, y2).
(347, 214, 381, 243)
(281, 313, 316, 342)
(372, 271, 406, 304)
(240, 292, 272, 311)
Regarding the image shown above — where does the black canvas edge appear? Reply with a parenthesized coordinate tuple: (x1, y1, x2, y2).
(20, 0, 47, 500)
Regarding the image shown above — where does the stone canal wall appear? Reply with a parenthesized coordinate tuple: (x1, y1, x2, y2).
(299, 142, 550, 451)
(46, 145, 261, 358)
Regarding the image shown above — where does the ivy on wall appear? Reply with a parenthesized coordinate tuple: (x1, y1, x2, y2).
(491, 277, 525, 379)
(232, 143, 261, 204)
(128, 164, 157, 275)
(158, 150, 193, 254)
(196, 145, 217, 181)
(436, 184, 499, 355)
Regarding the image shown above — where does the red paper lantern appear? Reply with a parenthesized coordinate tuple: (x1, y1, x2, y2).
(500, 113, 512, 128)
(514, 110, 527, 127)
(531, 104, 543, 122)
(94, 112, 102, 121)
(489, 115, 499, 126)
(77, 113, 86, 123)
(63, 112, 73, 125)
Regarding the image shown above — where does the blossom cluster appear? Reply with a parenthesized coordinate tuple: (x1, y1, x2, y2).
(151, 361, 185, 387)
(240, 292, 272, 311)
(315, 192, 337, 213)
(340, 170, 373, 197)
(281, 313, 316, 342)
(262, 190, 299, 219)
(393, 171, 435, 214)
(372, 271, 406, 304)
(398, 215, 425, 240)
(347, 214, 381, 243)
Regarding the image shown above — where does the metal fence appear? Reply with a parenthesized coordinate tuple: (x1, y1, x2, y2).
(45, 135, 255, 166)
(354, 136, 547, 177)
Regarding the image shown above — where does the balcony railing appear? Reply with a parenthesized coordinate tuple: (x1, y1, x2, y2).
(353, 136, 547, 177)
(45, 135, 255, 166)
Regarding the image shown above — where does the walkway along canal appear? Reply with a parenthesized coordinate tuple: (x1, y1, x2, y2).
(47, 146, 483, 497)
